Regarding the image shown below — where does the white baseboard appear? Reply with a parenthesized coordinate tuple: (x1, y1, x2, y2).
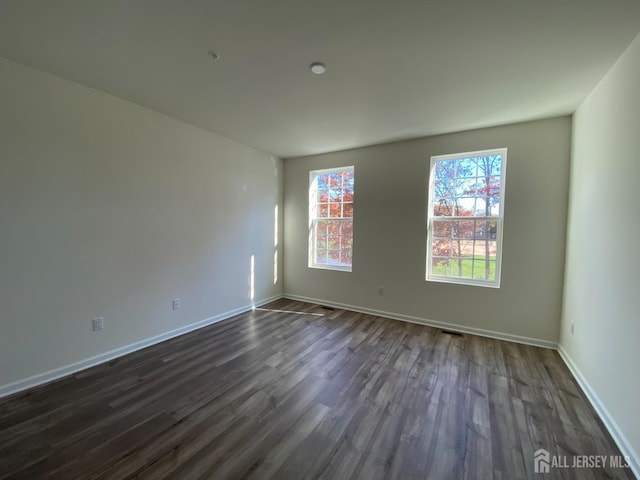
(557, 346, 639, 478)
(283, 293, 557, 349)
(0, 295, 283, 399)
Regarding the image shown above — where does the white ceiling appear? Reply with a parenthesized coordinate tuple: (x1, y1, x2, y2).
(1, 1, 640, 158)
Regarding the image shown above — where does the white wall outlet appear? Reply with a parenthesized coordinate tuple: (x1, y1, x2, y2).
(570, 322, 575, 335)
(378, 286, 384, 295)
(92, 317, 104, 331)
(172, 298, 181, 310)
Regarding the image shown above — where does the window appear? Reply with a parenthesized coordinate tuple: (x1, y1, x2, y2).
(426, 148, 507, 287)
(309, 166, 354, 271)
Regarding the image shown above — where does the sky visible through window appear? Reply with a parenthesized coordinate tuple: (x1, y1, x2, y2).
(428, 150, 505, 286)
(309, 167, 354, 270)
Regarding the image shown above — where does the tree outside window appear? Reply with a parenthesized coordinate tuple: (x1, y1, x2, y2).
(427, 149, 506, 287)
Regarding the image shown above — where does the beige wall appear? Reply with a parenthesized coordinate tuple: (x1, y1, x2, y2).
(561, 33, 640, 471)
(0, 57, 283, 390)
(284, 117, 571, 345)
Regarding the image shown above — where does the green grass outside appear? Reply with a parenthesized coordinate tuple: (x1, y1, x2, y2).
(433, 256, 496, 280)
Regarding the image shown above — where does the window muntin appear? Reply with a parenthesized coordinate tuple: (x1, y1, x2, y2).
(309, 166, 354, 271)
(427, 149, 506, 287)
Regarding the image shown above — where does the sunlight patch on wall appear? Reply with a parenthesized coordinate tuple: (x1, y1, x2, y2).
(250, 254, 255, 309)
(274, 204, 279, 285)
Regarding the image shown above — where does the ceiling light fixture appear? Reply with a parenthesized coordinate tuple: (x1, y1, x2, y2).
(310, 62, 326, 74)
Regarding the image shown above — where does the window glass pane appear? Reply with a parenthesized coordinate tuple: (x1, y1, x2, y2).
(488, 156, 502, 176)
(433, 220, 452, 238)
(317, 174, 329, 189)
(455, 158, 475, 177)
(329, 203, 341, 217)
(466, 177, 485, 201)
(452, 203, 466, 216)
(453, 220, 474, 239)
(471, 240, 483, 257)
(477, 197, 493, 217)
(476, 158, 500, 181)
(316, 219, 328, 234)
(434, 177, 454, 197)
(451, 259, 464, 277)
(486, 240, 498, 257)
(450, 197, 471, 215)
(432, 239, 452, 257)
(473, 260, 495, 280)
(455, 178, 475, 198)
(491, 200, 502, 216)
(318, 204, 329, 218)
(432, 258, 450, 276)
(487, 176, 501, 194)
(327, 249, 341, 263)
(459, 240, 473, 257)
(488, 221, 497, 240)
(318, 187, 328, 203)
(471, 237, 497, 257)
(474, 197, 486, 216)
(329, 173, 341, 188)
(343, 202, 353, 218)
(474, 221, 488, 239)
(343, 173, 354, 200)
(341, 248, 353, 266)
(434, 199, 453, 216)
(316, 236, 327, 250)
(487, 181, 501, 217)
(435, 160, 455, 179)
(328, 235, 340, 250)
(316, 250, 327, 264)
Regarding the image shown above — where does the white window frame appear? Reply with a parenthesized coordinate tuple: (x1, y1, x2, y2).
(308, 166, 354, 272)
(426, 148, 507, 288)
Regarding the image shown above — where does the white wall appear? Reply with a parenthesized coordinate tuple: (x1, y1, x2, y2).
(0, 57, 283, 391)
(284, 117, 571, 345)
(560, 33, 640, 472)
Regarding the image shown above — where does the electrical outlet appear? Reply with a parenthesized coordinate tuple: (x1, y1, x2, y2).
(92, 317, 104, 332)
(378, 286, 384, 295)
(570, 322, 575, 335)
(172, 298, 181, 310)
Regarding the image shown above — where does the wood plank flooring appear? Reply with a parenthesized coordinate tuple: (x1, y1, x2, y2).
(0, 299, 634, 479)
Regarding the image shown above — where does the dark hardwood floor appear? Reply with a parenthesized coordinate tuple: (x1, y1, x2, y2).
(0, 299, 633, 479)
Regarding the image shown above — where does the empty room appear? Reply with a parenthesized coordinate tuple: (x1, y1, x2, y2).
(1, 1, 639, 479)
